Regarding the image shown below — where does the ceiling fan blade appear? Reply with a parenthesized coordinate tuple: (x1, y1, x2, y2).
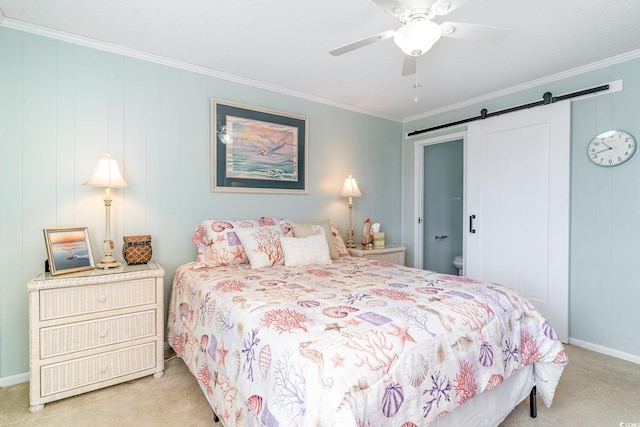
(440, 22, 510, 44)
(401, 55, 416, 76)
(330, 30, 396, 56)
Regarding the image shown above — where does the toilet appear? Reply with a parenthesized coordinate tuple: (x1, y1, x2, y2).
(453, 255, 463, 276)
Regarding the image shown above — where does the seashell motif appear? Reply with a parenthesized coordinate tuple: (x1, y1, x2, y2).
(247, 395, 263, 415)
(478, 341, 494, 367)
(259, 279, 285, 286)
(415, 287, 443, 294)
(298, 300, 321, 308)
(388, 282, 408, 288)
(206, 335, 218, 361)
(211, 220, 234, 232)
(381, 382, 404, 417)
(260, 403, 277, 426)
(228, 350, 241, 381)
(486, 373, 504, 390)
(313, 292, 337, 300)
(554, 349, 569, 364)
(279, 222, 292, 235)
(179, 302, 191, 320)
(322, 306, 359, 318)
(407, 353, 429, 387)
(199, 335, 209, 352)
(365, 299, 387, 307)
(236, 221, 256, 228)
(542, 320, 558, 340)
(246, 275, 262, 280)
(259, 345, 271, 380)
(401, 423, 418, 427)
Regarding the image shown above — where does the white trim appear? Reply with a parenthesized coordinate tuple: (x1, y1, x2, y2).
(413, 131, 467, 269)
(569, 337, 640, 365)
(404, 50, 640, 123)
(0, 18, 398, 122)
(1, 17, 637, 124)
(0, 371, 29, 387)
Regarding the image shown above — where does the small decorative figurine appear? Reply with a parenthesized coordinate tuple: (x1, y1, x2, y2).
(362, 218, 374, 248)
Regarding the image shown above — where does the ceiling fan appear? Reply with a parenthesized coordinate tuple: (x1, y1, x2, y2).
(330, 0, 510, 76)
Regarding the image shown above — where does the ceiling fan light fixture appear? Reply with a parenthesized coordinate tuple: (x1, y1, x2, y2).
(393, 19, 442, 56)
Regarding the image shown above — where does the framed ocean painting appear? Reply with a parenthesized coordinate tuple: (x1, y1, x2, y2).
(210, 98, 309, 194)
(43, 227, 95, 275)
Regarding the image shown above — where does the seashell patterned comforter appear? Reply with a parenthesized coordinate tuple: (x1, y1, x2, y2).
(166, 257, 567, 426)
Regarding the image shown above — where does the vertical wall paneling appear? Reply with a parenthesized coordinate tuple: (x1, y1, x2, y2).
(0, 27, 403, 379)
(0, 28, 25, 376)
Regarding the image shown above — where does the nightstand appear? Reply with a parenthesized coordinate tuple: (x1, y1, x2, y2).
(27, 261, 165, 413)
(347, 244, 406, 265)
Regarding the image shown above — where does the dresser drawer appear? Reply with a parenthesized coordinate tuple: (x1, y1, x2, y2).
(39, 310, 157, 359)
(39, 278, 156, 320)
(40, 342, 156, 397)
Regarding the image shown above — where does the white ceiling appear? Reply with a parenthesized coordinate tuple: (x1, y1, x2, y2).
(2, 0, 640, 122)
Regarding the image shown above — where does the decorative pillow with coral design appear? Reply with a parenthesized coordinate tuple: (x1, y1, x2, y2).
(192, 217, 291, 268)
(235, 225, 288, 269)
(330, 221, 349, 256)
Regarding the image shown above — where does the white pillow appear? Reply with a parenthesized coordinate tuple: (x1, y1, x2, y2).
(234, 225, 286, 269)
(280, 228, 332, 267)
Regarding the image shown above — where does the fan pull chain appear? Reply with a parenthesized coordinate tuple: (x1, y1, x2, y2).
(413, 56, 421, 102)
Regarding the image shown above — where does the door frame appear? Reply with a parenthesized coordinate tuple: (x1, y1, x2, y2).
(413, 130, 467, 269)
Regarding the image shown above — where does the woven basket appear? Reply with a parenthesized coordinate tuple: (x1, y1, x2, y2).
(122, 235, 152, 265)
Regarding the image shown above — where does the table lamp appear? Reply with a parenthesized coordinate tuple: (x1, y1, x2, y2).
(340, 175, 362, 248)
(83, 153, 128, 268)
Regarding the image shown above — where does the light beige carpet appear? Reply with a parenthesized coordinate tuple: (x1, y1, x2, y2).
(1, 344, 639, 426)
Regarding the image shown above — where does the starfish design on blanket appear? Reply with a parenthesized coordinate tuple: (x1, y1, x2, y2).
(389, 323, 416, 347)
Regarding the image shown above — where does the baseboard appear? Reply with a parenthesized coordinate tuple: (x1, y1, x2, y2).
(569, 337, 640, 365)
(0, 371, 29, 387)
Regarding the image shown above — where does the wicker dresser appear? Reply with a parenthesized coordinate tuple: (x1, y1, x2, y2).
(27, 261, 165, 412)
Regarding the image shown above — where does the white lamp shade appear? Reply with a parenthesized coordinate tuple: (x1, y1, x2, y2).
(394, 19, 442, 56)
(83, 154, 128, 188)
(340, 175, 362, 198)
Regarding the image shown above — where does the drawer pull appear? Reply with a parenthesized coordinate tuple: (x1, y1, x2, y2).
(98, 295, 107, 303)
(99, 330, 108, 338)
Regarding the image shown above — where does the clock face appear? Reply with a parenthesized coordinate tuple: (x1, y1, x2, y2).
(587, 130, 636, 167)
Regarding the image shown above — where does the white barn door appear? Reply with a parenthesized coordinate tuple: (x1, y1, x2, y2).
(466, 100, 570, 342)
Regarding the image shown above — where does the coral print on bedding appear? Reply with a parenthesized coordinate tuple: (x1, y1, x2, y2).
(167, 257, 567, 427)
(192, 217, 292, 268)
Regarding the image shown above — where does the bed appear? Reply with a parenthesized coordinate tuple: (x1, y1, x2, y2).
(166, 218, 567, 426)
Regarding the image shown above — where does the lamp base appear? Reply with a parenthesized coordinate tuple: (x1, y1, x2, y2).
(346, 228, 356, 248)
(96, 259, 120, 269)
(97, 239, 119, 269)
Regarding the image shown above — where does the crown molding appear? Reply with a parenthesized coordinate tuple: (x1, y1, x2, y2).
(404, 49, 640, 123)
(0, 18, 400, 122)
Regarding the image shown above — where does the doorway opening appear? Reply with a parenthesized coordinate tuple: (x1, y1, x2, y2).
(413, 131, 466, 274)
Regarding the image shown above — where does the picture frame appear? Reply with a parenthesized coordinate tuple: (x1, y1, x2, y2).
(210, 98, 309, 194)
(43, 227, 95, 275)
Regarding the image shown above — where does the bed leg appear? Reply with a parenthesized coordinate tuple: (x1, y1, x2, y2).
(529, 386, 537, 418)
(214, 412, 220, 423)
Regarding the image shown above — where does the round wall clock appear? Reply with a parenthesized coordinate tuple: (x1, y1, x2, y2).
(587, 130, 636, 167)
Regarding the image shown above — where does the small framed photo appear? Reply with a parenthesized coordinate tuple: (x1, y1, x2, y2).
(43, 227, 95, 275)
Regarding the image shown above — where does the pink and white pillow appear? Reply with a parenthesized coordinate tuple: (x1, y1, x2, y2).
(192, 217, 291, 268)
(234, 225, 288, 269)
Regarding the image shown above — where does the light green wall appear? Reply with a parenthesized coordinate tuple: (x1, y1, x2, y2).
(0, 28, 402, 379)
(403, 56, 640, 359)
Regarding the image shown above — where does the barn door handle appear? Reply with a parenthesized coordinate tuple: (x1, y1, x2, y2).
(469, 215, 476, 233)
